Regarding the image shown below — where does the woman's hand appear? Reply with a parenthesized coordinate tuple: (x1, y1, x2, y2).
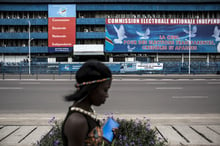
(112, 128, 118, 136)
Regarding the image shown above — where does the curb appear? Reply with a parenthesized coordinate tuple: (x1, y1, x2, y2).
(1, 74, 220, 80)
(1, 113, 220, 125)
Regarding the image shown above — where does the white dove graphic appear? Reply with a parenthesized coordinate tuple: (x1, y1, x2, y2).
(212, 26, 220, 41)
(212, 26, 220, 52)
(136, 28, 150, 39)
(127, 44, 136, 52)
(183, 25, 197, 38)
(113, 25, 127, 44)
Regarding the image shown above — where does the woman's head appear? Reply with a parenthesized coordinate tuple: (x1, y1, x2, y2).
(88, 78, 111, 106)
(75, 60, 112, 88)
(65, 60, 112, 105)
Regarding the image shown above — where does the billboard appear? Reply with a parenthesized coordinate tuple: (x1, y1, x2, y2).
(48, 4, 76, 53)
(105, 18, 220, 53)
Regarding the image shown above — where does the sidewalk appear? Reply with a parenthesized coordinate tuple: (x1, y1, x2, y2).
(0, 113, 220, 146)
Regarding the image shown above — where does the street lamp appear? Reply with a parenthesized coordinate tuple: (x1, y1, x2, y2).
(28, 21, 32, 75)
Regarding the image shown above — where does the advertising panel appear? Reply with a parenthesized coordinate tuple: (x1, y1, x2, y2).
(48, 4, 76, 53)
(59, 64, 82, 72)
(105, 18, 220, 53)
(59, 62, 163, 72)
(136, 62, 163, 71)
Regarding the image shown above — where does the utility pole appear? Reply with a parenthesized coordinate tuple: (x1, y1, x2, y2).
(188, 24, 191, 75)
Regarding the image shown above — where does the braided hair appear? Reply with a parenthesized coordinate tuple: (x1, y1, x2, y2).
(65, 60, 112, 102)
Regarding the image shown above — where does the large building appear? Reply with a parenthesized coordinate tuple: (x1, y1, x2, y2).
(0, 0, 220, 64)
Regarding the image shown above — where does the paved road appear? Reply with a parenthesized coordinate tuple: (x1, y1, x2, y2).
(0, 78, 220, 114)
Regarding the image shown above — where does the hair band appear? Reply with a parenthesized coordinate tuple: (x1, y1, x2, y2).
(75, 77, 111, 88)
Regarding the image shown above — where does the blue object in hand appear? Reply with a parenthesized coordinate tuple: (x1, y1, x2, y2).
(102, 118, 119, 143)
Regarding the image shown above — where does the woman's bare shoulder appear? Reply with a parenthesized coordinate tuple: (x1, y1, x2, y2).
(65, 112, 88, 129)
(64, 112, 89, 146)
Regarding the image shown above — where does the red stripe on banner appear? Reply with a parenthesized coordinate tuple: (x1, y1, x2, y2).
(105, 37, 113, 45)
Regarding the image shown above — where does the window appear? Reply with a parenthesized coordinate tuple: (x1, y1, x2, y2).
(56, 57, 68, 62)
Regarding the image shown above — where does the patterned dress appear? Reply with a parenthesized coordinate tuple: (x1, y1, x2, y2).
(85, 126, 103, 146)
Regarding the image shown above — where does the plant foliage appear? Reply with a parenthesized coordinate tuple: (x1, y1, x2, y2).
(38, 116, 167, 146)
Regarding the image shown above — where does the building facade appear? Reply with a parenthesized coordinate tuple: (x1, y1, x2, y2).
(0, 0, 220, 64)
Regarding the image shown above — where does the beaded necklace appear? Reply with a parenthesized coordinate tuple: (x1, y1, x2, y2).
(70, 107, 99, 122)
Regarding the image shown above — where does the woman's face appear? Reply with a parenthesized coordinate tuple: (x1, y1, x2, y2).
(89, 80, 112, 106)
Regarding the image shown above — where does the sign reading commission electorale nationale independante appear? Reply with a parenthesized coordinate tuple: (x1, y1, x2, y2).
(105, 18, 220, 53)
(48, 4, 76, 53)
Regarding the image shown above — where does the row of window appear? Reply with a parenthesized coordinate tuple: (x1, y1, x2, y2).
(77, 39, 104, 44)
(77, 26, 105, 32)
(0, 11, 48, 19)
(0, 39, 104, 47)
(0, 11, 219, 20)
(0, 25, 104, 33)
(0, 25, 47, 33)
(0, 39, 48, 47)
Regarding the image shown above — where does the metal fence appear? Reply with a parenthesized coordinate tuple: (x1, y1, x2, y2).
(1, 62, 220, 75)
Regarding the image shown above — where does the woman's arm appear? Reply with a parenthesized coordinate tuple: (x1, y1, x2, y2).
(64, 112, 88, 146)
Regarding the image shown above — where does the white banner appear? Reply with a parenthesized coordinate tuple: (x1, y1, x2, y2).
(73, 44, 104, 55)
(136, 62, 163, 71)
